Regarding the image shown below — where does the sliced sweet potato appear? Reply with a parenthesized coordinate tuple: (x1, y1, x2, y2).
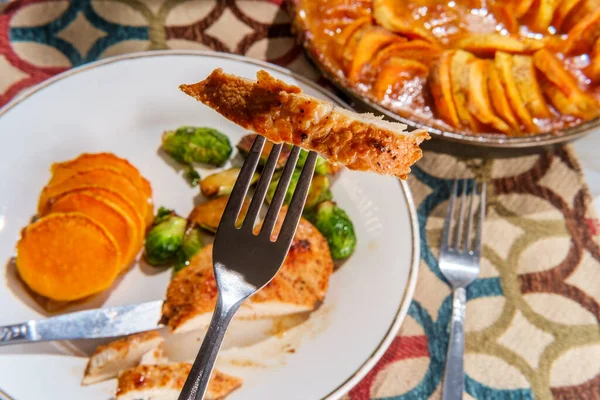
(553, 0, 586, 31)
(372, 0, 436, 42)
(51, 153, 152, 200)
(467, 59, 511, 134)
(370, 40, 442, 70)
(51, 154, 153, 226)
(488, 63, 520, 132)
(540, 78, 600, 119)
(451, 50, 485, 132)
(512, 55, 552, 118)
(562, 7, 600, 55)
(188, 196, 250, 233)
(373, 57, 429, 100)
(347, 27, 406, 82)
(456, 34, 546, 56)
(515, 0, 536, 17)
(48, 192, 137, 270)
(75, 187, 146, 241)
(429, 51, 460, 128)
(495, 52, 538, 133)
(16, 213, 121, 301)
(39, 169, 150, 226)
(523, 0, 559, 32)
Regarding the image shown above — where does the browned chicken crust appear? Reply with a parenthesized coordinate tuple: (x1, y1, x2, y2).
(116, 363, 242, 400)
(161, 214, 333, 332)
(82, 331, 163, 385)
(180, 69, 428, 179)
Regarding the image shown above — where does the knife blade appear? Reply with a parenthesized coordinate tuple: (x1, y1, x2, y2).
(0, 300, 163, 346)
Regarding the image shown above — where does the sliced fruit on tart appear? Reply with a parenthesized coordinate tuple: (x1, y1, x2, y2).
(487, 61, 520, 132)
(372, 0, 436, 42)
(511, 55, 552, 119)
(450, 50, 486, 131)
(347, 26, 407, 82)
(429, 51, 461, 129)
(495, 51, 538, 133)
(373, 57, 428, 100)
(467, 59, 511, 134)
(455, 33, 546, 56)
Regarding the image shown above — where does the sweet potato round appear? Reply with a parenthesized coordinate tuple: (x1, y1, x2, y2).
(38, 168, 151, 226)
(48, 192, 138, 270)
(16, 213, 121, 301)
(50, 153, 152, 200)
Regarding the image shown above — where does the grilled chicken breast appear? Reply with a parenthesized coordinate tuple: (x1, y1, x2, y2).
(161, 214, 333, 334)
(180, 69, 428, 179)
(139, 342, 168, 366)
(82, 331, 163, 385)
(116, 363, 242, 400)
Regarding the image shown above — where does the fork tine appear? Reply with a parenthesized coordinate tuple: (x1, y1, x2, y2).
(277, 151, 318, 244)
(462, 180, 476, 252)
(220, 135, 265, 227)
(260, 146, 301, 238)
(442, 180, 458, 250)
(242, 143, 283, 231)
(453, 180, 467, 250)
(474, 181, 487, 253)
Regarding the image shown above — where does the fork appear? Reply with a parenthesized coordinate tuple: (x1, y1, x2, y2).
(440, 179, 486, 400)
(178, 136, 317, 400)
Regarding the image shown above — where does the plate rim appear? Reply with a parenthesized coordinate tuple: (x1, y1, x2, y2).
(0, 50, 420, 400)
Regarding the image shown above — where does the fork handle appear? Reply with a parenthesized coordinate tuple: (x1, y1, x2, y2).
(442, 287, 466, 400)
(178, 294, 241, 400)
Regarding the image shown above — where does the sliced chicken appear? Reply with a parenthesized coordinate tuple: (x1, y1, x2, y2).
(82, 331, 163, 385)
(180, 69, 428, 179)
(116, 363, 242, 400)
(139, 342, 169, 366)
(161, 214, 333, 334)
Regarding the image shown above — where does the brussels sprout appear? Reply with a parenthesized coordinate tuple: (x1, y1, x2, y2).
(266, 169, 301, 205)
(144, 208, 187, 266)
(200, 168, 259, 198)
(296, 149, 339, 175)
(305, 175, 333, 210)
(188, 196, 250, 232)
(237, 134, 290, 168)
(174, 223, 204, 274)
(308, 201, 356, 260)
(184, 167, 201, 187)
(162, 126, 232, 167)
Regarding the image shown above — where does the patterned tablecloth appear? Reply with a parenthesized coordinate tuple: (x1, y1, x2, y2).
(1, 1, 600, 399)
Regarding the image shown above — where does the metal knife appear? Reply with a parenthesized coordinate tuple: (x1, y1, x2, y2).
(0, 300, 163, 346)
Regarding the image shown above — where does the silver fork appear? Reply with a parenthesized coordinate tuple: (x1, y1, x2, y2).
(440, 179, 486, 400)
(178, 136, 317, 400)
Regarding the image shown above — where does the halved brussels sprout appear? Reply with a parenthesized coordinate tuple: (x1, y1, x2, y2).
(200, 168, 259, 198)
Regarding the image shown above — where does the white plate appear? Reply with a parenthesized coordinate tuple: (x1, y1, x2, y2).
(0, 51, 419, 400)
